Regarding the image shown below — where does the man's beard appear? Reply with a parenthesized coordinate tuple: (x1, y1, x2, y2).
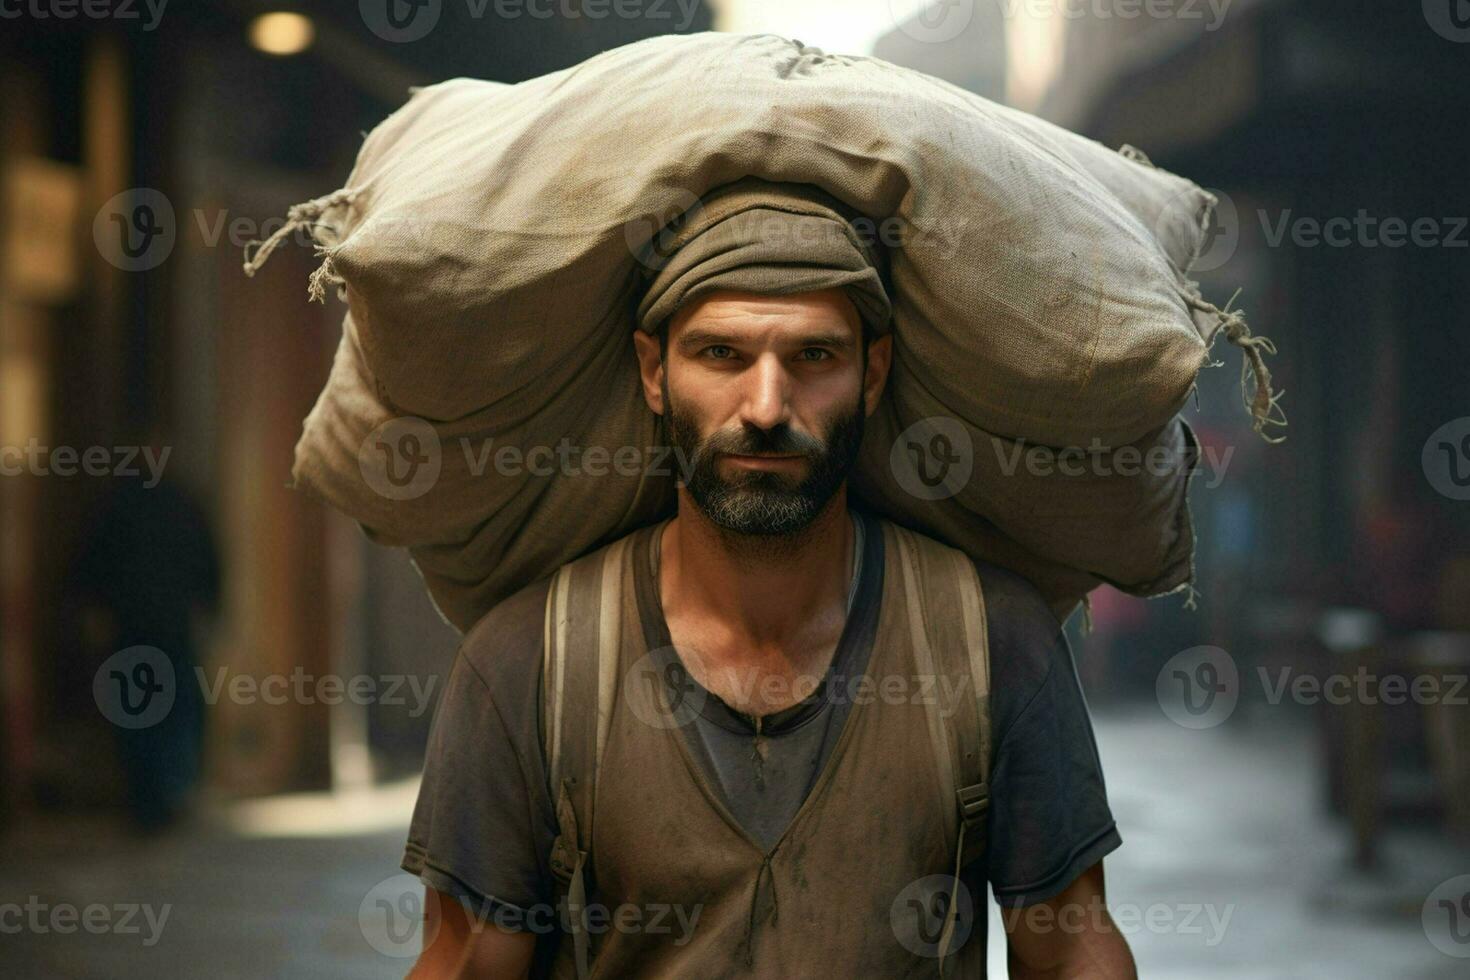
(664, 380, 865, 540)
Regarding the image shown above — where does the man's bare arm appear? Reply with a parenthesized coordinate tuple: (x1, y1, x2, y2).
(407, 887, 536, 980)
(1002, 860, 1137, 980)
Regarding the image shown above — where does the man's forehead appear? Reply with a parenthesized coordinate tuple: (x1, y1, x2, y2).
(668, 288, 861, 340)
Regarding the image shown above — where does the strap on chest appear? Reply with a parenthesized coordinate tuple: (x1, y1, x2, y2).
(542, 536, 632, 978)
(888, 523, 992, 977)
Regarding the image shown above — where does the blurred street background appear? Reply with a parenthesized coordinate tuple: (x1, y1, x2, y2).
(1, 1, 1467, 977)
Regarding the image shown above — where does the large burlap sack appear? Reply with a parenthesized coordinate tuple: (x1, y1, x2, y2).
(245, 31, 1280, 632)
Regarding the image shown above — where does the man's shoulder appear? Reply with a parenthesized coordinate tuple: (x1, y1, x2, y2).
(457, 575, 554, 693)
(456, 523, 660, 689)
(970, 558, 1062, 637)
(868, 516, 1061, 634)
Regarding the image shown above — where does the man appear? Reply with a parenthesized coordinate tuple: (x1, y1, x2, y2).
(402, 188, 1134, 977)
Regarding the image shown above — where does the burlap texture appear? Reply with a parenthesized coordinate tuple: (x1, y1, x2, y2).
(247, 32, 1277, 631)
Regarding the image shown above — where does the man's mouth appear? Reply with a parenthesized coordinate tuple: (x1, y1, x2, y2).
(719, 452, 806, 470)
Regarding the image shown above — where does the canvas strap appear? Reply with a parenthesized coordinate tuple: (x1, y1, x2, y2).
(543, 536, 631, 979)
(888, 523, 992, 977)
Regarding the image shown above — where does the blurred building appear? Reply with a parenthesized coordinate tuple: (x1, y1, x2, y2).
(0, 0, 714, 823)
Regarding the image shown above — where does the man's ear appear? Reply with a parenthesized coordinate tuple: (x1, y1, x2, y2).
(862, 333, 893, 418)
(632, 328, 665, 416)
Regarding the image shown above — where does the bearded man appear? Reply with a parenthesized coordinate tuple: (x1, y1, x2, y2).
(401, 185, 1135, 979)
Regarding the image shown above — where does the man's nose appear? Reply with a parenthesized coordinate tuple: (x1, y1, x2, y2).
(738, 354, 792, 432)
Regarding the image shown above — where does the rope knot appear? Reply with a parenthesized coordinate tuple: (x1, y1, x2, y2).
(241, 187, 360, 303)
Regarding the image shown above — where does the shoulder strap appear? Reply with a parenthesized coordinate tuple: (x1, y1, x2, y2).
(887, 523, 991, 977)
(542, 536, 633, 979)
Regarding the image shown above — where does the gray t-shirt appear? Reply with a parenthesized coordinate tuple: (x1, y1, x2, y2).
(402, 510, 1120, 965)
(658, 511, 866, 851)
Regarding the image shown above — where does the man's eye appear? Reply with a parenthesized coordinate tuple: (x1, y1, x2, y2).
(704, 345, 735, 359)
(798, 348, 831, 361)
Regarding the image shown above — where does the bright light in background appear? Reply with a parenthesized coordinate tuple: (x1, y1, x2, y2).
(1005, 5, 1066, 110)
(714, 0, 1068, 110)
(712, 0, 944, 58)
(249, 12, 316, 57)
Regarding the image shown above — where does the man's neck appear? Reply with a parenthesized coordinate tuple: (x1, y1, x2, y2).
(659, 489, 854, 650)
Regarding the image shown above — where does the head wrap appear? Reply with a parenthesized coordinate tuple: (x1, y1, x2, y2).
(634, 178, 892, 338)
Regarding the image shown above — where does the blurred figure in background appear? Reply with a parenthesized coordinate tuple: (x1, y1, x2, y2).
(65, 429, 221, 833)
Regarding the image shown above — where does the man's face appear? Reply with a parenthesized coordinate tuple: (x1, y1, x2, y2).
(632, 288, 892, 537)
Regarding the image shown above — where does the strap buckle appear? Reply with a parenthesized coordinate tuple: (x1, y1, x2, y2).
(549, 835, 582, 886)
(957, 781, 989, 828)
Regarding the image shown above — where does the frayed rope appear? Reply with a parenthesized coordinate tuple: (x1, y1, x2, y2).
(241, 188, 359, 303)
(1187, 287, 1288, 444)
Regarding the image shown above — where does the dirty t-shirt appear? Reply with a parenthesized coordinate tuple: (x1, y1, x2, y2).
(402, 510, 1121, 965)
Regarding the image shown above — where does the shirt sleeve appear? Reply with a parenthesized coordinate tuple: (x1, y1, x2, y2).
(400, 581, 558, 925)
(967, 565, 1122, 908)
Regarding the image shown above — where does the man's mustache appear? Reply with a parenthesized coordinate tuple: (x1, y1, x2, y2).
(696, 423, 826, 460)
